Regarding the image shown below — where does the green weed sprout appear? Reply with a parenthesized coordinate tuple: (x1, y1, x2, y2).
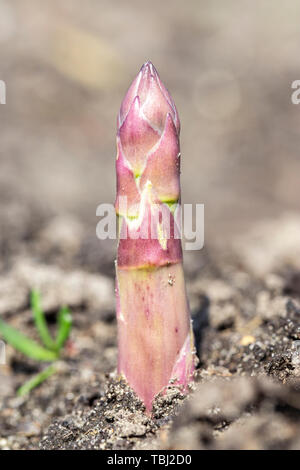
(0, 290, 72, 396)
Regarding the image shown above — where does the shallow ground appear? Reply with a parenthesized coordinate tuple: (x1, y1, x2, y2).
(0, 0, 300, 451)
(0, 209, 300, 450)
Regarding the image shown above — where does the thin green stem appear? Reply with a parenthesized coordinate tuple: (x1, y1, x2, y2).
(17, 365, 57, 396)
(0, 318, 58, 362)
(55, 306, 72, 350)
(31, 290, 57, 351)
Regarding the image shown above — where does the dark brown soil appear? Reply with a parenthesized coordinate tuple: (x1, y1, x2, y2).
(1, 0, 300, 451)
(1, 208, 300, 450)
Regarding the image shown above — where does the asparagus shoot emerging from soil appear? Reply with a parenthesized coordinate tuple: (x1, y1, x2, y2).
(115, 61, 196, 412)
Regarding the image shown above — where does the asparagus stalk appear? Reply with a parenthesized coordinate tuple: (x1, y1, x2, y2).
(115, 61, 196, 412)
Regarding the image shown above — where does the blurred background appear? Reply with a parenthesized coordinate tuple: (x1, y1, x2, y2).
(0, 0, 299, 272)
(1, 0, 300, 450)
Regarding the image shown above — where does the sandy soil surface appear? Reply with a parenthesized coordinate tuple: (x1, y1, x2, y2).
(0, 0, 300, 451)
(0, 210, 300, 450)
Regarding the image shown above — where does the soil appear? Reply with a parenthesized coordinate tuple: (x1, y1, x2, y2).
(1, 209, 300, 450)
(1, 0, 300, 451)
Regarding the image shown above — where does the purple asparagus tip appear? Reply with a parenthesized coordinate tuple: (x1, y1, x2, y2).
(115, 62, 196, 412)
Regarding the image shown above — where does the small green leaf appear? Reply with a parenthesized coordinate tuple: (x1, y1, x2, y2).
(31, 290, 56, 351)
(0, 318, 58, 362)
(55, 306, 72, 351)
(17, 364, 56, 396)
